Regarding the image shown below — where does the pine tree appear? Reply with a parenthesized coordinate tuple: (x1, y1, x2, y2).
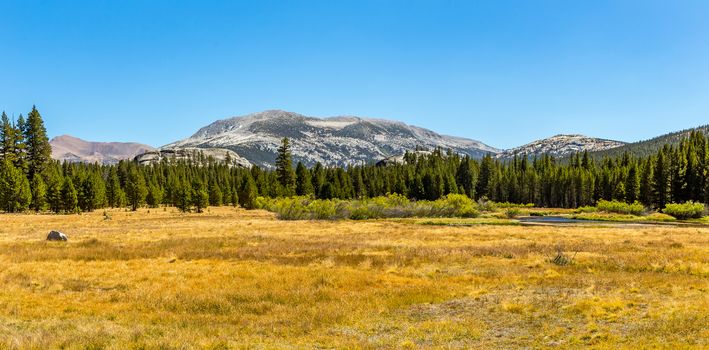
(175, 178, 192, 212)
(0, 112, 15, 162)
(275, 137, 296, 196)
(239, 174, 258, 209)
(230, 186, 239, 207)
(78, 172, 106, 212)
(476, 155, 494, 199)
(13, 114, 28, 173)
(124, 167, 147, 211)
(668, 147, 687, 203)
(456, 156, 476, 199)
(191, 178, 209, 213)
(30, 173, 47, 211)
(311, 162, 325, 197)
(61, 177, 78, 213)
(639, 159, 653, 205)
(46, 171, 63, 213)
(146, 183, 164, 208)
(106, 168, 124, 208)
(625, 163, 640, 202)
(295, 162, 314, 196)
(24, 106, 52, 179)
(208, 180, 222, 206)
(0, 159, 31, 212)
(652, 148, 671, 208)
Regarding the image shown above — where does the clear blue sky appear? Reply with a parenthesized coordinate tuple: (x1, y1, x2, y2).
(1, 0, 708, 148)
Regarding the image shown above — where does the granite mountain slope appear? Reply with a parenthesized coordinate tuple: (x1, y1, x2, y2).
(163, 110, 501, 168)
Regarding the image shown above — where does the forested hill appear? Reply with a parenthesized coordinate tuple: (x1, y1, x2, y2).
(590, 124, 709, 158)
(1, 106, 708, 215)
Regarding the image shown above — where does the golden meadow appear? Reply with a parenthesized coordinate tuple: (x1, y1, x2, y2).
(0, 207, 707, 349)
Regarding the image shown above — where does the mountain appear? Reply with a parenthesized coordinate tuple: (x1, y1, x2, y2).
(589, 124, 709, 158)
(164, 110, 500, 168)
(134, 148, 251, 168)
(497, 134, 626, 159)
(51, 135, 155, 164)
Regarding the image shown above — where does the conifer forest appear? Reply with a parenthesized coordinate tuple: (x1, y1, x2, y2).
(1, 107, 707, 214)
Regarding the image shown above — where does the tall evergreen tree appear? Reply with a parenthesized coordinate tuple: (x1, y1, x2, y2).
(175, 178, 192, 212)
(208, 180, 222, 206)
(239, 174, 258, 209)
(24, 106, 52, 179)
(0, 112, 15, 162)
(652, 148, 671, 208)
(30, 173, 47, 211)
(625, 163, 640, 202)
(78, 172, 106, 212)
(13, 114, 28, 173)
(0, 159, 31, 212)
(275, 137, 296, 196)
(295, 162, 314, 196)
(61, 177, 78, 213)
(639, 159, 654, 205)
(476, 154, 494, 199)
(191, 179, 209, 213)
(106, 167, 124, 208)
(146, 183, 164, 208)
(124, 167, 147, 211)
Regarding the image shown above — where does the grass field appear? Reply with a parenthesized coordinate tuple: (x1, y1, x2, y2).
(0, 207, 707, 349)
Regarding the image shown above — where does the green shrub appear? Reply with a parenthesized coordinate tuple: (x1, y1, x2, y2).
(596, 200, 644, 216)
(505, 208, 521, 219)
(575, 205, 597, 213)
(456, 205, 480, 218)
(663, 201, 705, 220)
(307, 200, 339, 220)
(261, 194, 490, 220)
(495, 202, 534, 208)
(273, 197, 309, 220)
(476, 197, 497, 212)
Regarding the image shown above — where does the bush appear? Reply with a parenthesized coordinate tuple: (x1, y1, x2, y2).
(596, 200, 644, 216)
(262, 194, 485, 220)
(476, 197, 497, 212)
(495, 202, 534, 208)
(574, 205, 597, 214)
(505, 208, 521, 219)
(307, 200, 338, 220)
(663, 201, 705, 220)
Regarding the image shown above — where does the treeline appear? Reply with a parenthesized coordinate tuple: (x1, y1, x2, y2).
(1, 107, 708, 214)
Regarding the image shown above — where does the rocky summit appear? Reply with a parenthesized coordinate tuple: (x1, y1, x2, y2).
(134, 147, 251, 168)
(497, 134, 626, 159)
(162, 110, 501, 168)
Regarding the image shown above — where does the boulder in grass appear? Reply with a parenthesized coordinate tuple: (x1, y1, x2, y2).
(47, 231, 68, 241)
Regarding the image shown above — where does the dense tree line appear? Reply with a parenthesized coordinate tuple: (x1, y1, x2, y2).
(1, 107, 707, 213)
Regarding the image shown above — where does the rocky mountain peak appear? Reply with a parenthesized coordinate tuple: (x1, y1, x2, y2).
(497, 134, 625, 158)
(164, 110, 500, 168)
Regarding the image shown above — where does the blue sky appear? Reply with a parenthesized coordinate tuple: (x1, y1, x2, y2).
(1, 0, 708, 148)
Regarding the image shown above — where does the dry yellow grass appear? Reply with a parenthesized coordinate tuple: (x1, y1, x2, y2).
(0, 207, 707, 349)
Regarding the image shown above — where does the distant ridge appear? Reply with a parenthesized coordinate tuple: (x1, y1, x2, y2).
(589, 124, 709, 158)
(50, 135, 155, 164)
